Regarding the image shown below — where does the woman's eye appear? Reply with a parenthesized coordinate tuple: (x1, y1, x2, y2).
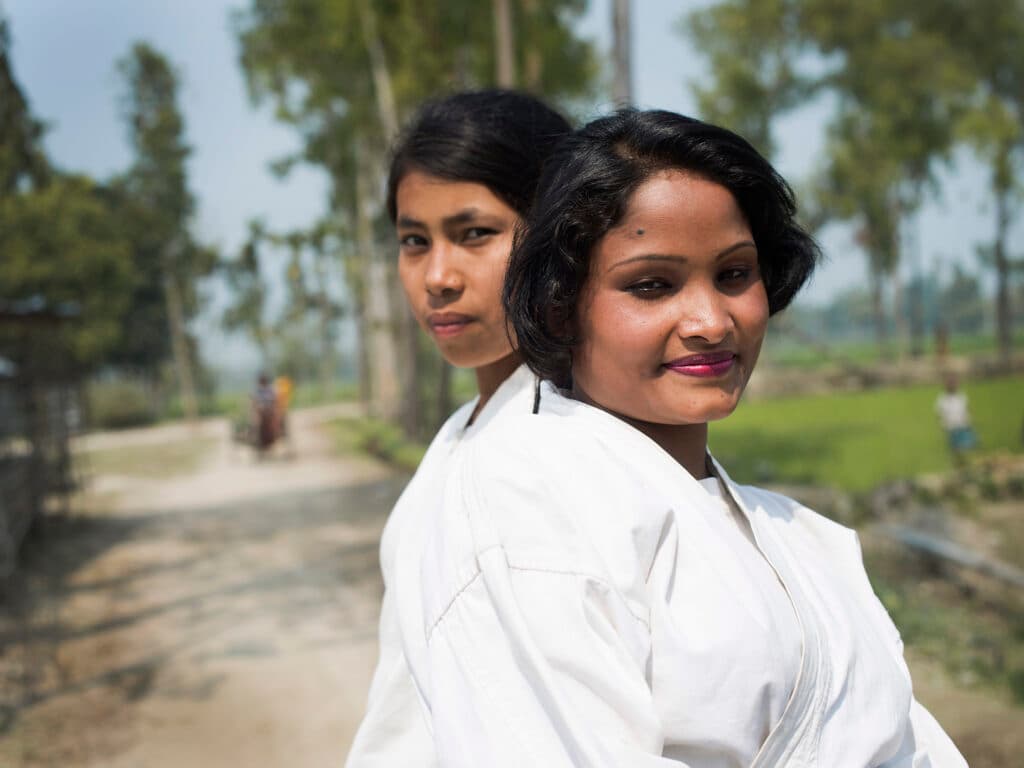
(398, 233, 428, 249)
(462, 227, 496, 243)
(625, 278, 672, 298)
(718, 266, 754, 285)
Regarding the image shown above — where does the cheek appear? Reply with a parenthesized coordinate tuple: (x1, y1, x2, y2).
(740, 285, 770, 344)
(578, 294, 663, 374)
(477, 240, 514, 307)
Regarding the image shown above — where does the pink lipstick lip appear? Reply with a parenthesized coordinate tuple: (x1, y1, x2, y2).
(427, 312, 474, 337)
(664, 351, 737, 377)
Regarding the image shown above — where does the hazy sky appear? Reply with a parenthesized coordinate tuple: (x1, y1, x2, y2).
(4, 0, 1011, 370)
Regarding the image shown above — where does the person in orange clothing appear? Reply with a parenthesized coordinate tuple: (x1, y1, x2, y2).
(274, 374, 293, 451)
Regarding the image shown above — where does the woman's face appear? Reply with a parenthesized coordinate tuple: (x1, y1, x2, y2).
(572, 170, 769, 426)
(395, 170, 518, 369)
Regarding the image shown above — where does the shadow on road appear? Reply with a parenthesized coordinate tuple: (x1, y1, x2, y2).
(0, 474, 406, 751)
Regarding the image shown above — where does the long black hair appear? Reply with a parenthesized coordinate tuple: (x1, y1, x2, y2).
(386, 89, 572, 222)
(504, 108, 821, 386)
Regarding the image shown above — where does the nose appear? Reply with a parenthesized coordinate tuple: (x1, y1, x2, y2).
(675, 281, 733, 345)
(424, 243, 464, 298)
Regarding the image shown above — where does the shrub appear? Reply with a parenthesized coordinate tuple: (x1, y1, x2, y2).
(85, 379, 155, 430)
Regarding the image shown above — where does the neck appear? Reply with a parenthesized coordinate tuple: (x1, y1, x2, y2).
(628, 419, 710, 479)
(472, 352, 521, 421)
(572, 385, 709, 479)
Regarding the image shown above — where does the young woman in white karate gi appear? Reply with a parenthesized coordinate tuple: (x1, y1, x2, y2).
(345, 90, 572, 766)
(389, 110, 967, 766)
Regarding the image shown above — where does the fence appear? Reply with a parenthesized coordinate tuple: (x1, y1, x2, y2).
(0, 298, 81, 581)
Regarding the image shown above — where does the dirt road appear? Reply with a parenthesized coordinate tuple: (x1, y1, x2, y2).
(1, 406, 405, 767)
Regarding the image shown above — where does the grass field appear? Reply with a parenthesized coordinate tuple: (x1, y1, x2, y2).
(711, 374, 1024, 491)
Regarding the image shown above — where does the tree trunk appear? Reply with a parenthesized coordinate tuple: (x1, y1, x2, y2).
(994, 182, 1011, 370)
(869, 265, 888, 359)
(355, 146, 401, 421)
(891, 265, 907, 361)
(358, 0, 419, 429)
(354, 294, 372, 412)
(904, 214, 924, 358)
(612, 0, 633, 105)
(345, 252, 372, 412)
(357, 0, 399, 140)
(521, 0, 542, 89)
(162, 263, 198, 423)
(493, 0, 516, 87)
(313, 253, 335, 399)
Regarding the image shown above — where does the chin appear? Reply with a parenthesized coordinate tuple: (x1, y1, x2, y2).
(674, 398, 741, 425)
(443, 349, 511, 371)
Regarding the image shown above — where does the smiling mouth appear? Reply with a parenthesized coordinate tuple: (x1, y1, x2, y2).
(663, 351, 736, 378)
(427, 313, 474, 338)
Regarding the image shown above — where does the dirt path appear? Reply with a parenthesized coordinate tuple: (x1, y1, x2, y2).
(1, 406, 406, 767)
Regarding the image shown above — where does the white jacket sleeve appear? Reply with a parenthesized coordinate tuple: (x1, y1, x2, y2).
(424, 547, 685, 767)
(412, 435, 690, 768)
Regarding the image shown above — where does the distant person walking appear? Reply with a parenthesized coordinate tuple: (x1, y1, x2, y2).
(936, 374, 976, 460)
(274, 375, 293, 437)
(252, 373, 277, 454)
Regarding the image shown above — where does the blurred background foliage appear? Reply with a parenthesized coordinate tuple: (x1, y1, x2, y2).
(0, 0, 1021, 438)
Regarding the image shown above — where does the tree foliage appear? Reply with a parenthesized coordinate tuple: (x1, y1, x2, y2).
(116, 43, 216, 415)
(0, 16, 134, 369)
(0, 176, 134, 365)
(681, 0, 811, 157)
(0, 18, 48, 194)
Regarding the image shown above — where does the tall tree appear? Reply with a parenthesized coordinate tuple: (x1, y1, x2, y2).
(221, 220, 272, 366)
(493, 0, 516, 87)
(117, 43, 215, 421)
(0, 18, 48, 195)
(611, 0, 633, 105)
(926, 0, 1024, 368)
(0, 17, 134, 368)
(0, 177, 134, 367)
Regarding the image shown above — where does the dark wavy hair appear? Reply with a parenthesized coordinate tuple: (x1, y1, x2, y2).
(386, 89, 572, 222)
(504, 109, 820, 386)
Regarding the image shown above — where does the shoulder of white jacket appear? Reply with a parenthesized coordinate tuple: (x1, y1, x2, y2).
(466, 404, 599, 472)
(733, 483, 857, 537)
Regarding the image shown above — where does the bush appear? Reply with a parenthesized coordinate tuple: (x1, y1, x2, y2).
(85, 379, 155, 430)
(330, 417, 426, 472)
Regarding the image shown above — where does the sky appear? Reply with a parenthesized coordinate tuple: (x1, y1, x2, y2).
(3, 0, 1012, 373)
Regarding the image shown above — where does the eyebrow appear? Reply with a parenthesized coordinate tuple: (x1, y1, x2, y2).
(396, 208, 484, 230)
(607, 240, 756, 272)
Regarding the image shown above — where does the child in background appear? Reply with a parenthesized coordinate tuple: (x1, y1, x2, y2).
(936, 374, 977, 460)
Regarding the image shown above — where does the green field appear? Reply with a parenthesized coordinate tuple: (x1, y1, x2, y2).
(761, 332, 1024, 369)
(711, 374, 1024, 491)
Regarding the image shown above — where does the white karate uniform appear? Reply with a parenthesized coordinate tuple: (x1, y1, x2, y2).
(382, 377, 966, 767)
(346, 366, 537, 767)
